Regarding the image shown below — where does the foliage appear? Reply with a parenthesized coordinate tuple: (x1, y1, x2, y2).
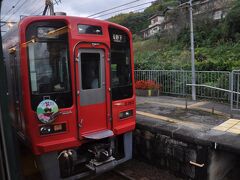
(109, 12, 148, 35)
(135, 80, 161, 90)
(108, 0, 179, 34)
(224, 0, 240, 40)
(134, 39, 240, 71)
(110, 0, 240, 71)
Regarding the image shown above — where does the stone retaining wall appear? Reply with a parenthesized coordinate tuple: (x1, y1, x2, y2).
(133, 126, 237, 180)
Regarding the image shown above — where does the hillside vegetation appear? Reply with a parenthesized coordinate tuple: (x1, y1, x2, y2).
(109, 0, 240, 71)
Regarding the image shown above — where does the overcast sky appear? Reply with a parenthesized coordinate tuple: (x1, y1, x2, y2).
(1, 0, 153, 32)
(55, 0, 152, 18)
(1, 0, 154, 31)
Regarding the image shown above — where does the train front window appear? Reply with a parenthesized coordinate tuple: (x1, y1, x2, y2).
(109, 27, 133, 101)
(28, 42, 70, 94)
(111, 51, 131, 87)
(26, 21, 72, 110)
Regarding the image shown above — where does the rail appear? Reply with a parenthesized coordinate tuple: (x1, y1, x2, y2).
(186, 84, 240, 117)
(186, 84, 240, 95)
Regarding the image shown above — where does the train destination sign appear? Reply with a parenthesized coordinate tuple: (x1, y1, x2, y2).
(112, 34, 126, 43)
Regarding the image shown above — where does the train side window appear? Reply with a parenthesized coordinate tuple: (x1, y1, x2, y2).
(81, 53, 101, 90)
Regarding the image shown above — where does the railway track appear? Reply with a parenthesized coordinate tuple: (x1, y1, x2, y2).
(112, 170, 136, 180)
(87, 170, 136, 180)
(83, 159, 183, 180)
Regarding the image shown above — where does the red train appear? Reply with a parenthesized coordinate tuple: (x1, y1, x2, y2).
(3, 15, 135, 179)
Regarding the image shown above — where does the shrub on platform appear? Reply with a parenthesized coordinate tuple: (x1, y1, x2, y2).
(135, 80, 162, 96)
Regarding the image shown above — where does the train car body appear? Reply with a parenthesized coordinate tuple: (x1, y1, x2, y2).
(2, 15, 135, 179)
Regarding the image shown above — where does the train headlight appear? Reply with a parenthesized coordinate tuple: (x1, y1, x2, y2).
(119, 110, 133, 120)
(39, 123, 66, 135)
(36, 100, 59, 124)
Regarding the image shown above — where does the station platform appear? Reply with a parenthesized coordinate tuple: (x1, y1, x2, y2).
(134, 96, 240, 180)
(136, 96, 240, 153)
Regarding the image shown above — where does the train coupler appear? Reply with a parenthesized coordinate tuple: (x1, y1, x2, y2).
(86, 156, 117, 174)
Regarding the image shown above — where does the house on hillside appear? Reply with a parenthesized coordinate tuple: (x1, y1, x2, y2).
(179, 0, 233, 20)
(141, 0, 233, 39)
(141, 10, 173, 39)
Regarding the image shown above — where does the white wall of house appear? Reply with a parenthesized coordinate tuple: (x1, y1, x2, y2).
(149, 16, 165, 28)
(213, 10, 226, 20)
(142, 0, 233, 39)
(142, 15, 165, 39)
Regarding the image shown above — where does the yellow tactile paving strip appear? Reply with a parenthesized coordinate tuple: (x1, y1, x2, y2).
(212, 119, 240, 134)
(188, 101, 208, 108)
(136, 111, 177, 123)
(136, 111, 205, 129)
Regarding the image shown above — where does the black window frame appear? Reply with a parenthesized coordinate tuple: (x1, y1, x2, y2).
(25, 21, 73, 111)
(77, 24, 103, 35)
(80, 52, 102, 90)
(109, 26, 133, 101)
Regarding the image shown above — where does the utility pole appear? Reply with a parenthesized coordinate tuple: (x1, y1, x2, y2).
(189, 0, 196, 101)
(43, 0, 54, 15)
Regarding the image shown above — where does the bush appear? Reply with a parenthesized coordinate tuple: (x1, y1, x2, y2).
(135, 80, 162, 90)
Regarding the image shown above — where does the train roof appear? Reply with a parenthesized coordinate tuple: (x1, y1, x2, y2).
(18, 15, 130, 33)
(2, 15, 132, 52)
(3, 15, 131, 43)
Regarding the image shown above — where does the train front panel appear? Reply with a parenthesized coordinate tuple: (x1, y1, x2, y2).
(16, 16, 136, 179)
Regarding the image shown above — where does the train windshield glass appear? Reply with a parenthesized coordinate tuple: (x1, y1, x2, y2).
(26, 21, 72, 110)
(28, 42, 70, 94)
(111, 50, 131, 87)
(109, 27, 133, 101)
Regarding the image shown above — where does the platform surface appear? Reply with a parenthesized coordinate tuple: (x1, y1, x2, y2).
(136, 96, 240, 153)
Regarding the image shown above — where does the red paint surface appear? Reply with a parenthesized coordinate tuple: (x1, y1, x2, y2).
(12, 16, 136, 155)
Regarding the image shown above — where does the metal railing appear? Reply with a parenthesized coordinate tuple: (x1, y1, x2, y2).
(135, 70, 231, 101)
(231, 70, 240, 113)
(186, 84, 240, 116)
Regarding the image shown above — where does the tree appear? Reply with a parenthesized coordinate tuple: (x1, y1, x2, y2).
(224, 0, 240, 40)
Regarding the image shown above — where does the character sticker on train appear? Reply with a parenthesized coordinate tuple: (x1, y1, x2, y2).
(37, 100, 59, 124)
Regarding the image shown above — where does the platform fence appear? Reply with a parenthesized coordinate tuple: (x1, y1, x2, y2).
(134, 70, 231, 101)
(231, 70, 240, 113)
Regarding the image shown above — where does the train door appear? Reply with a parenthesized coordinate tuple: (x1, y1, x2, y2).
(75, 45, 112, 139)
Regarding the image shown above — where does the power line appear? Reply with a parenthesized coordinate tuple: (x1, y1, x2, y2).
(0, 21, 17, 27)
(3, 0, 27, 22)
(21, 0, 43, 16)
(30, 4, 46, 15)
(132, 7, 147, 13)
(87, 0, 142, 17)
(35, 0, 62, 16)
(2, 0, 26, 21)
(103, 0, 175, 20)
(29, 0, 61, 16)
(1, 0, 23, 20)
(1, 0, 61, 30)
(93, 1, 154, 18)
